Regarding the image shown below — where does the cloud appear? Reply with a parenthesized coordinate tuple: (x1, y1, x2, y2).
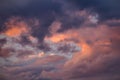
(1, 19, 120, 80)
(0, 17, 81, 67)
(67, 0, 120, 21)
(1, 55, 66, 80)
(0, 0, 98, 39)
(38, 20, 120, 80)
(4, 17, 29, 38)
(0, 0, 120, 80)
(61, 26, 120, 80)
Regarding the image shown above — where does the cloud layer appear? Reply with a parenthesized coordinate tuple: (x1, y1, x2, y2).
(0, 0, 120, 80)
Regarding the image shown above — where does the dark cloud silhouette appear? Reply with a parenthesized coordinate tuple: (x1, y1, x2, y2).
(68, 0, 120, 21)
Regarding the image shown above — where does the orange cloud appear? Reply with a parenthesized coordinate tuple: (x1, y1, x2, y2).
(4, 17, 29, 37)
(45, 34, 67, 43)
(5, 27, 28, 37)
(45, 31, 93, 67)
(45, 25, 114, 67)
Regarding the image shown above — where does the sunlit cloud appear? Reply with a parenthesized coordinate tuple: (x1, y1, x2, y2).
(4, 17, 29, 38)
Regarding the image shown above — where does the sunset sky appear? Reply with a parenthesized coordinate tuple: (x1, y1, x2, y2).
(0, 0, 120, 80)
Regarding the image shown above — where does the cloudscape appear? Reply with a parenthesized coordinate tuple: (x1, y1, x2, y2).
(0, 0, 120, 80)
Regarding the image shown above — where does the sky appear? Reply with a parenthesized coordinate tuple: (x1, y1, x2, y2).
(0, 0, 120, 80)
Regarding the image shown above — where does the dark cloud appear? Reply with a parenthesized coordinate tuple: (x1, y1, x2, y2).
(67, 0, 120, 21)
(0, 0, 61, 17)
(58, 14, 85, 32)
(105, 20, 120, 27)
(0, 38, 7, 46)
(0, 0, 120, 39)
(0, 0, 93, 40)
(0, 0, 62, 40)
